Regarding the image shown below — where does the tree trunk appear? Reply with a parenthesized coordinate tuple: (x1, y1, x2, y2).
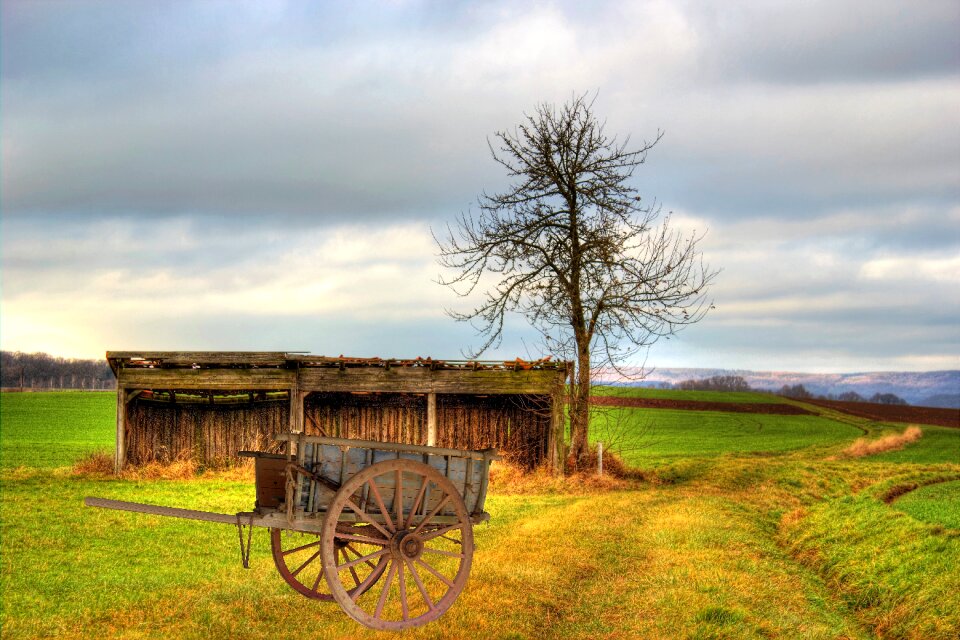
(566, 340, 591, 469)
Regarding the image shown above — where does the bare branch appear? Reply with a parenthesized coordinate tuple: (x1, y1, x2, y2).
(434, 93, 717, 466)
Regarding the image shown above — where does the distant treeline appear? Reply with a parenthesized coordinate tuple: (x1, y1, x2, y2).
(674, 375, 908, 405)
(1, 351, 115, 390)
(675, 375, 751, 392)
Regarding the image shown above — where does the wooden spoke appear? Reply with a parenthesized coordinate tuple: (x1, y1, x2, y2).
(410, 494, 452, 536)
(346, 550, 362, 588)
(282, 539, 321, 556)
(272, 528, 387, 603)
(405, 557, 435, 610)
(415, 558, 455, 589)
(398, 557, 409, 620)
(374, 561, 397, 619)
(366, 479, 395, 533)
(420, 522, 464, 542)
(343, 498, 393, 539)
(321, 458, 474, 630)
(291, 549, 321, 577)
(337, 548, 390, 572)
(310, 555, 326, 593)
(272, 529, 335, 601)
(344, 544, 379, 571)
(334, 532, 388, 546)
(405, 476, 429, 529)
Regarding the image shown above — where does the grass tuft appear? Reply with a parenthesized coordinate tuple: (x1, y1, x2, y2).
(488, 459, 634, 494)
(842, 425, 922, 458)
(69, 451, 257, 482)
(695, 605, 746, 625)
(71, 450, 114, 475)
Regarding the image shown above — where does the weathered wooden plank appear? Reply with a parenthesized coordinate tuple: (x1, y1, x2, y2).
(85, 497, 245, 525)
(426, 392, 437, 446)
(279, 433, 501, 463)
(107, 351, 289, 366)
(118, 368, 296, 390)
(115, 386, 127, 473)
(297, 367, 562, 394)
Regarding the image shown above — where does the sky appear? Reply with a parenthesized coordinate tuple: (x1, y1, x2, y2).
(1, 0, 959, 373)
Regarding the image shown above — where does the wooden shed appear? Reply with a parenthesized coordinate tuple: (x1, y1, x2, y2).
(107, 352, 570, 473)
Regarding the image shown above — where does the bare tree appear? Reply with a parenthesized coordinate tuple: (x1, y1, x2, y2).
(435, 94, 716, 468)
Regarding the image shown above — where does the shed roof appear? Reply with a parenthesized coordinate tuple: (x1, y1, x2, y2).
(106, 352, 570, 395)
(107, 352, 567, 374)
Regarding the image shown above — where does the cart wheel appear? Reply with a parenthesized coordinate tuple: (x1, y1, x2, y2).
(321, 458, 474, 630)
(271, 528, 387, 601)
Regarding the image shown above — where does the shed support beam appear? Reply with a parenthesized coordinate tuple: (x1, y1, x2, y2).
(427, 393, 437, 447)
(115, 386, 127, 474)
(289, 387, 303, 434)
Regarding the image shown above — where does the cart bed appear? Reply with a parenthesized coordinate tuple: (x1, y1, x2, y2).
(283, 434, 497, 519)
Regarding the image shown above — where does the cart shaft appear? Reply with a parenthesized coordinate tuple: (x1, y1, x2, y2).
(84, 496, 487, 530)
(85, 497, 246, 524)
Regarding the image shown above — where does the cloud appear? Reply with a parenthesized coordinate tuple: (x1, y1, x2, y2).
(690, 0, 960, 85)
(0, 217, 503, 357)
(1, 0, 958, 372)
(8, 0, 953, 222)
(859, 253, 960, 284)
(2, 218, 445, 313)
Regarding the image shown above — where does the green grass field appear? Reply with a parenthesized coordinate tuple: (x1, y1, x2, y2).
(0, 392, 114, 469)
(592, 385, 785, 403)
(892, 480, 960, 529)
(2, 391, 958, 639)
(589, 406, 862, 465)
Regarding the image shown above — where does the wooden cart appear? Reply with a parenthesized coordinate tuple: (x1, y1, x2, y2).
(85, 434, 498, 630)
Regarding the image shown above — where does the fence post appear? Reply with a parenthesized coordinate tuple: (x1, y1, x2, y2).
(598, 441, 603, 476)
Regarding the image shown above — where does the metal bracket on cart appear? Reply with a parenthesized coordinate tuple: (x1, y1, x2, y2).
(236, 511, 254, 569)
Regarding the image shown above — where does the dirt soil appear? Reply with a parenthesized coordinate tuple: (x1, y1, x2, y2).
(590, 395, 813, 415)
(804, 398, 960, 428)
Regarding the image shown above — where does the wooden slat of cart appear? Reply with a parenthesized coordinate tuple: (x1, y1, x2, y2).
(277, 433, 500, 462)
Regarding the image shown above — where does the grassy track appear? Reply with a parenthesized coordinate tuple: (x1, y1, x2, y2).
(2, 391, 958, 639)
(782, 473, 960, 639)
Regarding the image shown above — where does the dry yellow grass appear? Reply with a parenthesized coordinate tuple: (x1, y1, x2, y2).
(843, 426, 922, 458)
(70, 450, 114, 475)
(488, 459, 634, 494)
(70, 451, 256, 482)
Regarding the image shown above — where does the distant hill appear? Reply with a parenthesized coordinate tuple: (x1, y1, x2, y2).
(599, 367, 960, 408)
(919, 393, 960, 409)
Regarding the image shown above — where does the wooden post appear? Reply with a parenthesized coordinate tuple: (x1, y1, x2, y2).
(296, 391, 307, 433)
(115, 386, 127, 474)
(289, 385, 299, 433)
(427, 392, 437, 446)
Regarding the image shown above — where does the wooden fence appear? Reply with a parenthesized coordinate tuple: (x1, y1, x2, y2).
(124, 399, 288, 467)
(125, 392, 552, 469)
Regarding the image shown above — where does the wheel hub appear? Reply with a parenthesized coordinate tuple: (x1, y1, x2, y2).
(391, 530, 424, 560)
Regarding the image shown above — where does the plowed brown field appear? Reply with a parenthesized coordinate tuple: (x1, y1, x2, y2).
(589, 395, 813, 415)
(803, 399, 960, 428)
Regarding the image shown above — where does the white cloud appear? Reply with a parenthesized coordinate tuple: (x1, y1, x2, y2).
(0, 221, 455, 358)
(860, 254, 960, 284)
